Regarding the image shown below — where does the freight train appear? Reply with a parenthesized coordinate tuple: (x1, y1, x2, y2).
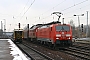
(23, 21, 72, 48)
(13, 29, 23, 43)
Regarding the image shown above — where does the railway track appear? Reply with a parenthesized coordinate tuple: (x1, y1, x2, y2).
(60, 42, 90, 60)
(62, 47, 90, 60)
(15, 39, 90, 60)
(16, 43, 53, 60)
(20, 40, 81, 60)
(73, 44, 90, 50)
(73, 41, 90, 51)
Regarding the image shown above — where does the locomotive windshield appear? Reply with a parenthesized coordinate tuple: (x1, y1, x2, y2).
(56, 25, 70, 31)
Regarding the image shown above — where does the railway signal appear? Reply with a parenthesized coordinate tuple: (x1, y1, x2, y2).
(27, 24, 29, 40)
(81, 24, 83, 32)
(27, 24, 29, 28)
(19, 23, 20, 28)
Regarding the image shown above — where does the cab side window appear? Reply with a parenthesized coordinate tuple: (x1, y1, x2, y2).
(51, 27, 52, 31)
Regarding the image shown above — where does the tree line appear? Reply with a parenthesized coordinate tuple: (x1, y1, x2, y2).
(69, 20, 90, 38)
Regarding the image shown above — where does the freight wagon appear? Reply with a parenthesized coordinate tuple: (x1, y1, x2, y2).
(13, 29, 23, 43)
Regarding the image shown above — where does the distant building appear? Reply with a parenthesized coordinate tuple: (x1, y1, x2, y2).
(0, 29, 3, 36)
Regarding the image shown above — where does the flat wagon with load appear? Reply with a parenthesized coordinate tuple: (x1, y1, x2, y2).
(13, 29, 23, 43)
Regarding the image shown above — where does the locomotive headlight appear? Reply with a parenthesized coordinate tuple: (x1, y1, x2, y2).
(66, 34, 71, 37)
(22, 37, 23, 38)
(56, 34, 61, 37)
(68, 37, 70, 39)
(56, 38, 59, 39)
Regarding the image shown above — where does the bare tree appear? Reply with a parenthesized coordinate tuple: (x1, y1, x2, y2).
(68, 20, 76, 37)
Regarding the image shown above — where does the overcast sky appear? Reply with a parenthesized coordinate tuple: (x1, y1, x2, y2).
(0, 0, 90, 32)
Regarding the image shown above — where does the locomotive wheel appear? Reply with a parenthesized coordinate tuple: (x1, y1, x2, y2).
(52, 44, 56, 50)
(52, 44, 59, 50)
(70, 43, 73, 46)
(48, 42, 53, 48)
(31, 38, 33, 42)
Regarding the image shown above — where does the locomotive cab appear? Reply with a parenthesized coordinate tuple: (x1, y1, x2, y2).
(54, 24, 72, 46)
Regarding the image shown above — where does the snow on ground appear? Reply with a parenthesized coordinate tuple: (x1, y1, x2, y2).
(0, 39, 31, 60)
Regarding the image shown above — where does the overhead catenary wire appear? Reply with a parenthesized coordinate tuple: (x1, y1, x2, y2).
(32, 0, 88, 24)
(64, 3, 90, 17)
(18, 0, 30, 17)
(20, 0, 35, 20)
(0, 0, 30, 18)
(61, 0, 88, 12)
(30, 0, 67, 20)
(5, 0, 90, 31)
(12, 0, 36, 31)
(11, 0, 89, 27)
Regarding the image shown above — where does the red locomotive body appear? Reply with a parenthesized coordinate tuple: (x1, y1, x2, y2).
(29, 25, 37, 41)
(36, 22, 72, 47)
(29, 24, 43, 41)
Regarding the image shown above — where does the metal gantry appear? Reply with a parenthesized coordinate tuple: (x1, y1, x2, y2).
(74, 14, 84, 38)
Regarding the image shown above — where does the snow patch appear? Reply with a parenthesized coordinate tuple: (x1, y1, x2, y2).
(7, 39, 31, 60)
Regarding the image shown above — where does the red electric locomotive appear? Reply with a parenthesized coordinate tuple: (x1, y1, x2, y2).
(29, 25, 38, 41)
(36, 21, 72, 48)
(29, 24, 43, 41)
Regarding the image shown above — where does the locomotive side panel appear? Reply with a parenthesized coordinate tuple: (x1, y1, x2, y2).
(29, 29, 37, 41)
(29, 30, 36, 38)
(37, 26, 50, 42)
(29, 25, 42, 41)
